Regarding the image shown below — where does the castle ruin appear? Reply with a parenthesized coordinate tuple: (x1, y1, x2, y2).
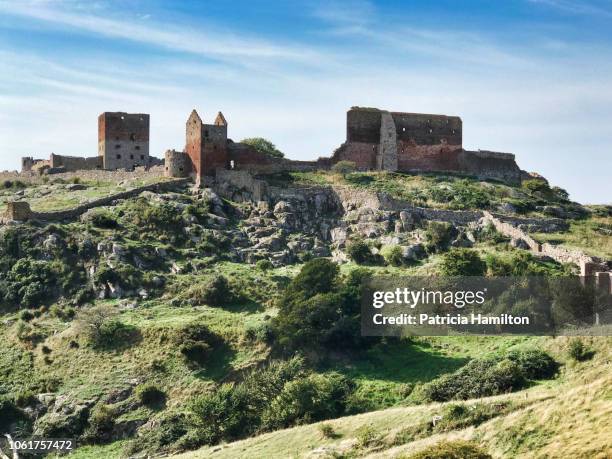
(162, 106, 527, 185)
(20, 106, 531, 186)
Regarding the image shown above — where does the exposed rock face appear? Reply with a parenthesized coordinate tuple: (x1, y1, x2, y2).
(33, 395, 96, 437)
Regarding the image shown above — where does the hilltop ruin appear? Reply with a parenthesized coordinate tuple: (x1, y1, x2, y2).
(21, 107, 536, 185)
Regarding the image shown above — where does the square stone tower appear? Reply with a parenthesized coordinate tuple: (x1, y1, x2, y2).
(98, 112, 150, 170)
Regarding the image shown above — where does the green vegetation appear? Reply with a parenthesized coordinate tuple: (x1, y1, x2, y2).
(0, 175, 608, 459)
(331, 160, 357, 177)
(240, 137, 285, 159)
(439, 248, 486, 276)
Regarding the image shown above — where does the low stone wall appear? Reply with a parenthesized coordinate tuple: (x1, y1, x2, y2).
(482, 211, 609, 274)
(2, 178, 190, 223)
(1, 166, 165, 185)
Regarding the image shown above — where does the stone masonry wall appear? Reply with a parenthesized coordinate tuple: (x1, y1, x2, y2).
(378, 111, 398, 171)
(1, 178, 188, 223)
(99, 112, 150, 170)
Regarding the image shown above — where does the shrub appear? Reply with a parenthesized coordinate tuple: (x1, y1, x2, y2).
(355, 424, 383, 449)
(194, 275, 232, 306)
(135, 383, 166, 408)
(19, 310, 34, 322)
(261, 372, 355, 429)
(14, 390, 37, 408)
(175, 323, 220, 367)
(381, 245, 404, 267)
(346, 239, 374, 265)
(439, 249, 486, 276)
(90, 212, 118, 229)
(567, 338, 595, 362)
(318, 423, 337, 438)
(522, 179, 551, 194)
(422, 358, 525, 402)
(190, 357, 307, 445)
(240, 137, 284, 159)
(407, 440, 491, 459)
(74, 305, 137, 349)
(256, 259, 274, 271)
(84, 404, 115, 442)
(332, 160, 357, 177)
(506, 349, 558, 379)
(424, 221, 454, 252)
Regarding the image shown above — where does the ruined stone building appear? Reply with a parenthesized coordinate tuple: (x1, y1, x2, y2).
(164, 106, 527, 185)
(330, 107, 523, 183)
(22, 112, 155, 174)
(98, 112, 150, 170)
(165, 109, 321, 183)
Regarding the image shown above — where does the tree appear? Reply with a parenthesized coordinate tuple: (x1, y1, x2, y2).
(331, 161, 356, 177)
(240, 138, 284, 159)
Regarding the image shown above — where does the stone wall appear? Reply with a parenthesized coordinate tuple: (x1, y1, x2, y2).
(481, 211, 610, 274)
(378, 111, 398, 171)
(1, 178, 189, 223)
(459, 150, 522, 184)
(50, 153, 102, 170)
(6, 166, 165, 185)
(4, 201, 33, 221)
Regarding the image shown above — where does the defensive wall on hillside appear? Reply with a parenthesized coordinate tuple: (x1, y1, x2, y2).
(1, 178, 188, 223)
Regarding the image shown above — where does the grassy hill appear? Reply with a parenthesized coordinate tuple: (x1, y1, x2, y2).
(169, 335, 612, 459)
(0, 171, 610, 459)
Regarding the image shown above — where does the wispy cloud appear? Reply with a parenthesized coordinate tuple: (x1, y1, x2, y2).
(0, 0, 326, 65)
(311, 0, 376, 26)
(527, 0, 612, 18)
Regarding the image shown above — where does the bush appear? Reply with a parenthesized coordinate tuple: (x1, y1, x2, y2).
(240, 137, 284, 159)
(439, 249, 486, 276)
(567, 338, 595, 362)
(74, 305, 137, 349)
(19, 310, 34, 322)
(84, 404, 115, 442)
(422, 358, 525, 402)
(176, 323, 219, 367)
(318, 423, 337, 438)
(90, 212, 118, 229)
(135, 384, 166, 408)
(346, 239, 374, 265)
(261, 372, 355, 430)
(256, 259, 274, 271)
(424, 221, 454, 252)
(506, 349, 558, 379)
(407, 440, 491, 459)
(190, 357, 307, 445)
(177, 274, 233, 307)
(381, 245, 404, 267)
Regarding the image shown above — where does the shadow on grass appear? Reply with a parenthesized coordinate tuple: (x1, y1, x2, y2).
(222, 300, 265, 314)
(193, 341, 237, 382)
(327, 341, 470, 384)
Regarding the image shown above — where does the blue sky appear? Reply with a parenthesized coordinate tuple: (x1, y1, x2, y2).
(0, 0, 610, 203)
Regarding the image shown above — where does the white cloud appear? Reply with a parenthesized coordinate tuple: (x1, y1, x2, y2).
(0, 0, 611, 203)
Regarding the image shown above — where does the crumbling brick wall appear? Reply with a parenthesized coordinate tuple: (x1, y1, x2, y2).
(98, 112, 150, 170)
(50, 153, 102, 170)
